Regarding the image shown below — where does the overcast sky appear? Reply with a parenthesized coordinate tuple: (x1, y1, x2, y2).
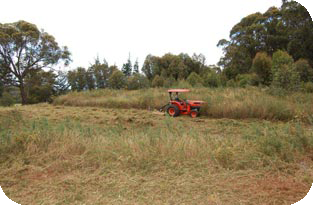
(0, 0, 312, 71)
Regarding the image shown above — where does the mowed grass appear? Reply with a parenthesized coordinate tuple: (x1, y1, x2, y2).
(0, 104, 312, 204)
(53, 87, 313, 124)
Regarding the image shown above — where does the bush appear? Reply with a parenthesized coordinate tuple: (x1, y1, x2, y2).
(251, 52, 272, 85)
(127, 74, 150, 90)
(0, 82, 3, 97)
(0, 92, 15, 106)
(272, 50, 294, 70)
(109, 70, 126, 89)
(236, 74, 259, 87)
(27, 85, 54, 104)
(293, 59, 312, 83)
(272, 64, 301, 91)
(186, 72, 203, 86)
(226, 79, 236, 88)
(203, 71, 220, 88)
(219, 74, 228, 87)
(174, 80, 192, 89)
(301, 82, 313, 93)
(152, 75, 164, 87)
(271, 50, 301, 91)
(163, 76, 176, 88)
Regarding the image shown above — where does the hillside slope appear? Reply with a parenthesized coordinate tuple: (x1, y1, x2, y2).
(0, 104, 312, 204)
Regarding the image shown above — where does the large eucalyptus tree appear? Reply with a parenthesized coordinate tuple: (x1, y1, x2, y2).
(0, 20, 71, 104)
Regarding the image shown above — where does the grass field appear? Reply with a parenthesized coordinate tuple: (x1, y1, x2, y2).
(53, 87, 313, 124)
(0, 99, 312, 204)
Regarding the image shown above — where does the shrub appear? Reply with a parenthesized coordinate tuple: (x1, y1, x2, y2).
(109, 70, 126, 89)
(272, 50, 294, 70)
(127, 74, 150, 90)
(152, 75, 164, 88)
(219, 74, 228, 87)
(293, 59, 312, 83)
(174, 80, 192, 89)
(203, 71, 220, 88)
(251, 52, 272, 85)
(0, 92, 15, 106)
(27, 85, 54, 104)
(301, 82, 313, 93)
(226, 79, 236, 88)
(272, 64, 301, 91)
(186, 72, 203, 86)
(163, 76, 176, 88)
(0, 82, 3, 97)
(236, 74, 259, 88)
(271, 50, 301, 91)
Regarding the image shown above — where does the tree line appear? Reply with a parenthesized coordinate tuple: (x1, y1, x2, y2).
(0, 0, 312, 106)
(66, 53, 221, 92)
(67, 57, 149, 91)
(217, 0, 312, 83)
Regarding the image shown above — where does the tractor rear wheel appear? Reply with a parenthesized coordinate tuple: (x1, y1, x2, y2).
(166, 105, 180, 117)
(190, 110, 198, 118)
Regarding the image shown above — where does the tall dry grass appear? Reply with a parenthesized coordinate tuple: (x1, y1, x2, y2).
(53, 87, 312, 123)
(0, 105, 312, 204)
(0, 107, 312, 173)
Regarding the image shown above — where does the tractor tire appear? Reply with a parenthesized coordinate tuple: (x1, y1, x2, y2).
(166, 105, 180, 117)
(190, 110, 198, 118)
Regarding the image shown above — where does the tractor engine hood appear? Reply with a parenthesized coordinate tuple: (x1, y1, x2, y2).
(187, 100, 206, 104)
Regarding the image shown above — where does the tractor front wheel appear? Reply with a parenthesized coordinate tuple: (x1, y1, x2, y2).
(190, 110, 198, 118)
(166, 105, 180, 117)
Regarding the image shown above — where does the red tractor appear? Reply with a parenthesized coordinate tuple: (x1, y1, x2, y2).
(160, 89, 205, 118)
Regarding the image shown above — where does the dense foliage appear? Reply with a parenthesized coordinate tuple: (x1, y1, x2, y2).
(217, 0, 312, 80)
(0, 0, 312, 105)
(0, 20, 71, 104)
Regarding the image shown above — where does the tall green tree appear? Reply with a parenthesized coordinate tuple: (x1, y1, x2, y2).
(167, 56, 181, 80)
(67, 70, 78, 91)
(108, 65, 119, 77)
(191, 53, 206, 75)
(54, 70, 69, 95)
(90, 58, 110, 89)
(141, 53, 205, 81)
(281, 0, 313, 64)
(86, 67, 95, 90)
(142, 55, 155, 80)
(133, 59, 139, 74)
(217, 0, 312, 80)
(0, 20, 71, 104)
(217, 12, 267, 78)
(67, 67, 88, 92)
(76, 67, 87, 91)
(122, 55, 132, 77)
